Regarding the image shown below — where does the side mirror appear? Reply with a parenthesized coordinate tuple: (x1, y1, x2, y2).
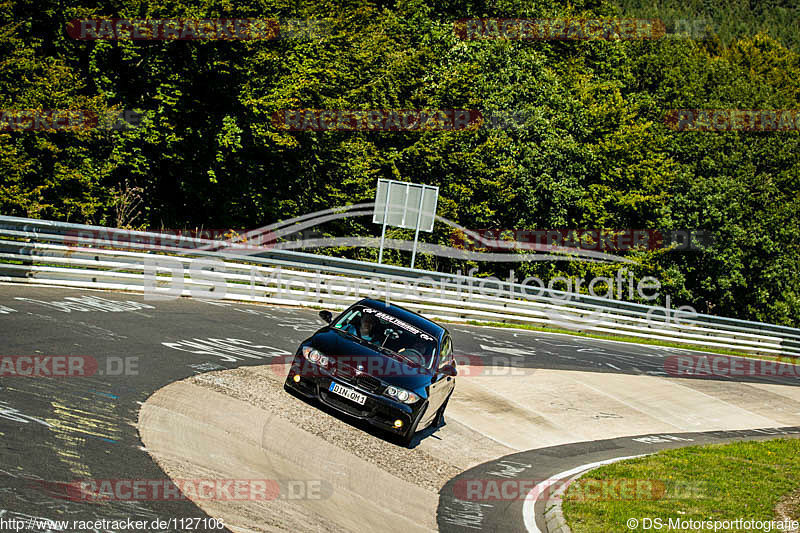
(440, 364, 457, 377)
(319, 310, 333, 323)
(385, 328, 400, 340)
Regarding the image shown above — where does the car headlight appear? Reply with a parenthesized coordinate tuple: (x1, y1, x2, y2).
(385, 385, 419, 404)
(301, 346, 328, 367)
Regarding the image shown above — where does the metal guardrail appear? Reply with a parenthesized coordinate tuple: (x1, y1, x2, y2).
(1, 215, 799, 357)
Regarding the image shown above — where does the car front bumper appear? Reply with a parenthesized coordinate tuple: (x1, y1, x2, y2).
(284, 359, 426, 437)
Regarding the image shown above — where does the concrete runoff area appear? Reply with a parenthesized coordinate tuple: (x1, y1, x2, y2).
(140, 362, 800, 531)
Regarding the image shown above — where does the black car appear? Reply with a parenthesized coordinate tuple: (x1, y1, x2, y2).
(284, 298, 457, 446)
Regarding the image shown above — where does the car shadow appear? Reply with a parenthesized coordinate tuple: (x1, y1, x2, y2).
(283, 384, 443, 448)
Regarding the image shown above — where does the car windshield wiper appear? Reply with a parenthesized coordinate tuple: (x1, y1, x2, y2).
(331, 327, 359, 341)
(378, 346, 421, 367)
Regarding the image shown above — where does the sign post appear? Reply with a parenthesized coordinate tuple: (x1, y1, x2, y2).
(373, 179, 439, 267)
(377, 183, 391, 264)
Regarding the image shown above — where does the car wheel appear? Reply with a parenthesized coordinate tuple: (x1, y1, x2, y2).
(433, 393, 452, 428)
(398, 411, 423, 447)
(399, 428, 414, 447)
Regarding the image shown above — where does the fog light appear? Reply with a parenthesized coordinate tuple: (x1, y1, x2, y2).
(293, 374, 301, 383)
(394, 419, 403, 428)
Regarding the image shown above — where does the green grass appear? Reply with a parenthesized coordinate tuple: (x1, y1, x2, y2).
(563, 438, 800, 532)
(465, 319, 799, 364)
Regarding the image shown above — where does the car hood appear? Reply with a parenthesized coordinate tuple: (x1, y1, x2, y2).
(310, 329, 433, 391)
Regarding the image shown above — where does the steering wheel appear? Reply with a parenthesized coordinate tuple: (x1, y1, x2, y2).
(398, 348, 424, 364)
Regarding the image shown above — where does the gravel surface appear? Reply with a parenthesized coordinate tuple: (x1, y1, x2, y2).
(187, 364, 462, 494)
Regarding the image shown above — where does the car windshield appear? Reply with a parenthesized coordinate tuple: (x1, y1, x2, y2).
(332, 305, 438, 368)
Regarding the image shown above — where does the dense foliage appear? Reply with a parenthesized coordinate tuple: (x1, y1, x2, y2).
(1, 0, 798, 326)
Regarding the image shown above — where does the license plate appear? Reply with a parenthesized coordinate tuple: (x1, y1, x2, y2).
(329, 381, 367, 405)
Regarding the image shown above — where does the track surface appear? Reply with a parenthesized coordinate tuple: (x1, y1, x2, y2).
(438, 426, 800, 532)
(2, 284, 800, 532)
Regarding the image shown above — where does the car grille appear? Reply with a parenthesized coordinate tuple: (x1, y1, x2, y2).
(331, 361, 384, 394)
(356, 375, 381, 393)
(333, 363, 356, 381)
(320, 390, 371, 417)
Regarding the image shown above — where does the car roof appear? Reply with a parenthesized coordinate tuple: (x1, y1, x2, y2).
(357, 298, 446, 340)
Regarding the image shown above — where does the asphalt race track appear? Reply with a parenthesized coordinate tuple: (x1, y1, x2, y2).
(438, 426, 800, 532)
(3, 283, 800, 532)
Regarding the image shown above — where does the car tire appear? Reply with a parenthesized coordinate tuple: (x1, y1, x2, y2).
(399, 418, 420, 447)
(433, 392, 452, 428)
(398, 410, 424, 447)
(399, 428, 414, 447)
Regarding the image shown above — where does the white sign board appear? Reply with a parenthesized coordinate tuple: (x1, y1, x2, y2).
(372, 179, 439, 267)
(373, 179, 438, 233)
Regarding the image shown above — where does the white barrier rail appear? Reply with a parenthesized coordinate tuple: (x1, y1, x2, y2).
(1, 216, 799, 357)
